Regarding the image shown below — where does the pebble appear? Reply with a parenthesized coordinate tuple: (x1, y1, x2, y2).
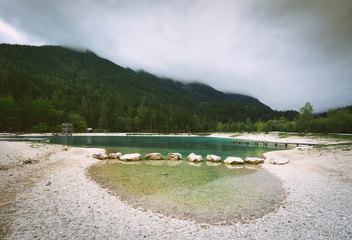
(1, 142, 351, 239)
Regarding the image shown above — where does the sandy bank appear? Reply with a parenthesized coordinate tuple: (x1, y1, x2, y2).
(0, 136, 351, 239)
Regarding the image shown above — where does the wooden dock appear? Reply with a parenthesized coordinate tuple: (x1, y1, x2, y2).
(229, 139, 318, 148)
(0, 137, 49, 142)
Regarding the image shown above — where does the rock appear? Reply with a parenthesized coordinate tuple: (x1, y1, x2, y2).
(269, 158, 289, 165)
(207, 161, 221, 167)
(92, 153, 108, 160)
(225, 164, 244, 169)
(167, 153, 182, 160)
(145, 160, 164, 166)
(244, 157, 264, 164)
(224, 157, 244, 164)
(108, 152, 122, 159)
(120, 153, 141, 161)
(188, 162, 202, 167)
(188, 153, 202, 162)
(206, 154, 222, 162)
(145, 153, 164, 160)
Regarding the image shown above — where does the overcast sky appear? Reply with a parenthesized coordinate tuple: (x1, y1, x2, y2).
(1, 0, 352, 112)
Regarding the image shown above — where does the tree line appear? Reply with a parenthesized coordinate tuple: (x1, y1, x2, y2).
(1, 44, 351, 134)
(216, 103, 352, 134)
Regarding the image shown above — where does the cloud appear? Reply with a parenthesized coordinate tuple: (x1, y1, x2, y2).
(0, 0, 351, 112)
(0, 19, 24, 42)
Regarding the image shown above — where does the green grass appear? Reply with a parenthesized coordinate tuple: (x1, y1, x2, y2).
(311, 133, 352, 141)
(278, 132, 298, 138)
(230, 133, 242, 138)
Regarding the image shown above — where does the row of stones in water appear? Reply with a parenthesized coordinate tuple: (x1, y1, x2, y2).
(92, 152, 268, 165)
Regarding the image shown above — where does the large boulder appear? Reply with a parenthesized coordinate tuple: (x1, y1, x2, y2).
(269, 158, 289, 165)
(120, 153, 141, 161)
(188, 153, 202, 162)
(244, 157, 264, 164)
(224, 157, 244, 164)
(167, 153, 182, 160)
(92, 153, 108, 160)
(206, 154, 222, 162)
(108, 152, 122, 159)
(145, 153, 164, 160)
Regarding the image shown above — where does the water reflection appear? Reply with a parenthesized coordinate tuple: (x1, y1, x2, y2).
(89, 160, 283, 224)
(48, 136, 284, 160)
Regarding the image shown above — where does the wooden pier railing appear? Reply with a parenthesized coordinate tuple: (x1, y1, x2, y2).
(229, 139, 318, 148)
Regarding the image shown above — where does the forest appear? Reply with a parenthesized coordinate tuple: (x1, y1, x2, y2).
(0, 44, 351, 133)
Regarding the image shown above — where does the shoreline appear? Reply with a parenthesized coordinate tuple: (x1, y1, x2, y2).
(1, 134, 351, 239)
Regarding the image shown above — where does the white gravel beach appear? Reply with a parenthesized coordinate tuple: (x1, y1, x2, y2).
(0, 134, 351, 239)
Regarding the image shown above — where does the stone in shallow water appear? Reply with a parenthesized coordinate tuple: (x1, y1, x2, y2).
(188, 153, 202, 162)
(145, 153, 164, 160)
(120, 153, 141, 161)
(206, 154, 222, 162)
(108, 152, 122, 159)
(167, 153, 182, 160)
(224, 157, 244, 164)
(92, 153, 108, 160)
(245, 157, 264, 164)
(269, 157, 289, 165)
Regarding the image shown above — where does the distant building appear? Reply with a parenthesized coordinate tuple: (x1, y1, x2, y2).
(87, 128, 93, 133)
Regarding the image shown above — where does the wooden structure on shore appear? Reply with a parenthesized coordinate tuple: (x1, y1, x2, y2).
(0, 137, 49, 142)
(229, 139, 318, 148)
(61, 123, 73, 136)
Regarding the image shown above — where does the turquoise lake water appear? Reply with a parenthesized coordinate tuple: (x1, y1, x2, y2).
(46, 135, 284, 223)
(48, 135, 282, 159)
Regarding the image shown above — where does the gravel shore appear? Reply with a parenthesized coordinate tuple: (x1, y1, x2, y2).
(0, 137, 351, 239)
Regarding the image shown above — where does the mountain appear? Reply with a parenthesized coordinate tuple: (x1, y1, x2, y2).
(0, 44, 297, 132)
(136, 70, 266, 106)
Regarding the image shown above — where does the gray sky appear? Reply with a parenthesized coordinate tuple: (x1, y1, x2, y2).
(1, 0, 352, 112)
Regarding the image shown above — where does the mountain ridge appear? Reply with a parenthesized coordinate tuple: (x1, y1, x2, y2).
(0, 43, 297, 132)
(136, 70, 267, 107)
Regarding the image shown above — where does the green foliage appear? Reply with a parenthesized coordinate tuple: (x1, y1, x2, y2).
(298, 102, 314, 133)
(33, 122, 50, 133)
(2, 44, 350, 134)
(256, 120, 264, 132)
(0, 96, 22, 131)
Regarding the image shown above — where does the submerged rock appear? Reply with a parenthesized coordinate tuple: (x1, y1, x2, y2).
(145, 153, 164, 160)
(206, 154, 222, 162)
(167, 153, 182, 160)
(224, 157, 244, 164)
(108, 152, 122, 159)
(207, 161, 221, 167)
(244, 157, 264, 164)
(269, 158, 289, 165)
(92, 153, 108, 160)
(188, 153, 202, 162)
(120, 153, 141, 161)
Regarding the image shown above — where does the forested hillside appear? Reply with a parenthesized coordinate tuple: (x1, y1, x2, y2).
(0, 44, 297, 133)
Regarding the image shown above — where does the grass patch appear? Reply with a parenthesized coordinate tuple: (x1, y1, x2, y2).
(249, 131, 262, 135)
(230, 134, 242, 138)
(310, 133, 352, 140)
(278, 132, 298, 138)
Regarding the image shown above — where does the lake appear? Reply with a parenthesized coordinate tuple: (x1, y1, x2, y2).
(49, 135, 280, 159)
(53, 135, 284, 223)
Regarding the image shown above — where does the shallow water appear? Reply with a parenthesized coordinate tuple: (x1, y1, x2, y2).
(8, 135, 285, 222)
(78, 136, 284, 223)
(90, 160, 282, 223)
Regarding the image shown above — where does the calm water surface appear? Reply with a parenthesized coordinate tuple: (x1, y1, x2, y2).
(49, 135, 281, 159)
(49, 135, 284, 223)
